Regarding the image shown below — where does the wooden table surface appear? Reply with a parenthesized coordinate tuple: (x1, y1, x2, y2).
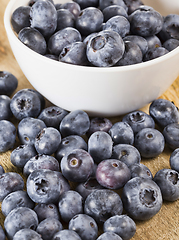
(1, 1, 179, 239)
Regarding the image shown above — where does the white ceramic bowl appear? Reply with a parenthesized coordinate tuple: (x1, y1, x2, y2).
(4, 0, 179, 116)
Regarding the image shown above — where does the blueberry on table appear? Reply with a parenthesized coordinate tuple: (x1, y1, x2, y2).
(53, 229, 82, 240)
(10, 144, 37, 168)
(75, 7, 104, 36)
(143, 47, 169, 61)
(123, 35, 148, 55)
(122, 110, 155, 135)
(10, 88, 42, 120)
(61, 149, 94, 182)
(55, 135, 87, 162)
(30, 0, 57, 38)
(134, 127, 165, 158)
(59, 1, 81, 18)
(149, 98, 179, 129)
(0, 164, 5, 175)
(103, 5, 128, 22)
(0, 225, 5, 240)
(169, 148, 179, 172)
(0, 172, 24, 202)
(26, 169, 62, 204)
(86, 29, 125, 67)
(17, 117, 46, 145)
(36, 217, 63, 240)
(56, 9, 75, 31)
(96, 159, 131, 189)
(0, 71, 18, 96)
(0, 95, 12, 120)
(4, 207, 39, 240)
(108, 121, 134, 145)
(58, 190, 83, 223)
(34, 203, 60, 222)
(163, 123, 179, 150)
(68, 213, 98, 240)
(112, 144, 141, 167)
(121, 177, 163, 220)
(129, 5, 163, 37)
(84, 189, 123, 224)
(1, 190, 35, 217)
(88, 131, 113, 163)
(99, 0, 128, 12)
(13, 228, 43, 240)
(87, 117, 113, 137)
(59, 109, 90, 137)
(103, 214, 136, 240)
(11, 6, 31, 33)
(97, 232, 123, 240)
(129, 163, 153, 179)
(153, 168, 179, 201)
(0, 120, 16, 153)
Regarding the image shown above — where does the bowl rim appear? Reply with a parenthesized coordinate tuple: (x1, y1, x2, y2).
(4, 0, 179, 73)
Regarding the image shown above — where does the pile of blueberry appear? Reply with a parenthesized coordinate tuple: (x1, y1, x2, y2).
(1, 70, 179, 240)
(11, 0, 179, 67)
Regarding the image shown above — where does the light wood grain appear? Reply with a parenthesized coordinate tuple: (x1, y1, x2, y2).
(1, 1, 179, 239)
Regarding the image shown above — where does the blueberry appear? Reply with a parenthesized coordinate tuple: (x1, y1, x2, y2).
(86, 29, 125, 67)
(0, 164, 5, 175)
(11, 6, 31, 33)
(96, 159, 131, 189)
(145, 35, 162, 49)
(13, 229, 43, 240)
(87, 117, 112, 137)
(34, 127, 61, 155)
(154, 168, 179, 201)
(59, 41, 89, 66)
(73, 0, 99, 9)
(0, 225, 5, 240)
(60, 109, 90, 137)
(30, 0, 57, 38)
(99, 0, 128, 12)
(0, 71, 18, 96)
(55, 135, 87, 162)
(0, 120, 16, 152)
(103, 15, 130, 38)
(0, 95, 12, 120)
(17, 117, 46, 145)
(34, 203, 60, 222)
(143, 47, 169, 61)
(162, 14, 179, 40)
(111, 144, 141, 167)
(26, 169, 62, 204)
(103, 5, 128, 22)
(36, 217, 63, 240)
(38, 106, 68, 129)
(23, 154, 60, 178)
(1, 190, 35, 217)
(123, 0, 143, 14)
(129, 163, 153, 179)
(121, 177, 163, 220)
(163, 123, 179, 150)
(84, 189, 123, 224)
(10, 144, 37, 168)
(75, 177, 104, 200)
(4, 207, 39, 240)
(88, 131, 113, 163)
(103, 215, 136, 240)
(169, 148, 179, 172)
(53, 229, 82, 240)
(134, 127, 165, 158)
(149, 99, 179, 129)
(10, 88, 42, 120)
(116, 40, 143, 66)
(61, 149, 94, 182)
(58, 190, 83, 222)
(123, 35, 148, 56)
(122, 110, 155, 135)
(108, 121, 134, 145)
(97, 232, 123, 240)
(163, 38, 179, 51)
(129, 5, 163, 37)
(56, 9, 75, 31)
(59, 1, 81, 18)
(68, 213, 98, 240)
(48, 27, 82, 56)
(75, 7, 103, 36)
(0, 172, 24, 202)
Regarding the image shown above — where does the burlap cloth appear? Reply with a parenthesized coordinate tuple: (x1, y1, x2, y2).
(1, 1, 179, 239)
